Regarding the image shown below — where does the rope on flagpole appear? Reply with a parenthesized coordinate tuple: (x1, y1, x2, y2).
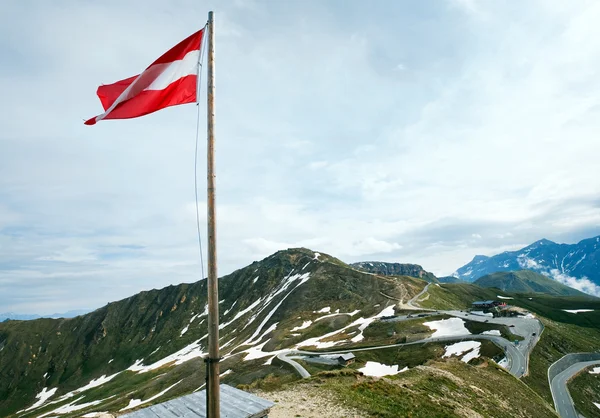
(195, 24, 209, 281)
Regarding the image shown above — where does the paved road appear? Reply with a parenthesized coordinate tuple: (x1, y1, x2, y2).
(407, 283, 431, 308)
(407, 285, 543, 370)
(280, 333, 527, 379)
(444, 309, 543, 376)
(279, 285, 542, 380)
(550, 358, 600, 418)
(276, 352, 310, 378)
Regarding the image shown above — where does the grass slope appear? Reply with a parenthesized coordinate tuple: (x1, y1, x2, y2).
(474, 270, 585, 296)
(0, 248, 427, 416)
(412, 280, 600, 404)
(568, 365, 600, 418)
(418, 283, 505, 310)
(267, 360, 557, 418)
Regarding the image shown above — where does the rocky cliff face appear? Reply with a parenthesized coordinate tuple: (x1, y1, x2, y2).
(350, 261, 439, 283)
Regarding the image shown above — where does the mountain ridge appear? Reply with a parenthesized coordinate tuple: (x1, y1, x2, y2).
(474, 270, 587, 296)
(454, 235, 600, 296)
(350, 261, 439, 283)
(0, 310, 90, 322)
(0, 247, 426, 417)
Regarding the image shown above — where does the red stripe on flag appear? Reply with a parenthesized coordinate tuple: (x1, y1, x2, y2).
(150, 30, 203, 66)
(85, 75, 197, 125)
(97, 75, 137, 111)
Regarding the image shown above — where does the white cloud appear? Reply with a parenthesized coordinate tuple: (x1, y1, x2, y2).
(1, 0, 599, 312)
(517, 256, 600, 296)
(549, 270, 600, 296)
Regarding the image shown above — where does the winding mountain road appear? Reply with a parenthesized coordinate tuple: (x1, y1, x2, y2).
(279, 283, 541, 381)
(407, 283, 432, 309)
(280, 333, 527, 379)
(548, 354, 600, 418)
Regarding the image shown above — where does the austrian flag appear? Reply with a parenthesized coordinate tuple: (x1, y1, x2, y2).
(85, 29, 204, 125)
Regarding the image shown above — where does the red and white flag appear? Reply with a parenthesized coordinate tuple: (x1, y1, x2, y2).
(85, 29, 204, 125)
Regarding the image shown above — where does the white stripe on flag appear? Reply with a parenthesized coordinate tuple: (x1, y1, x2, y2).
(146, 49, 200, 91)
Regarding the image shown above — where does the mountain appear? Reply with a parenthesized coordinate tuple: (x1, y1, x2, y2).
(454, 236, 600, 294)
(4, 247, 598, 417)
(474, 270, 586, 296)
(438, 276, 464, 284)
(0, 248, 426, 417)
(350, 261, 439, 283)
(0, 310, 90, 322)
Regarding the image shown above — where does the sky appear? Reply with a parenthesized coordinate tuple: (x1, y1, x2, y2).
(1, 0, 600, 314)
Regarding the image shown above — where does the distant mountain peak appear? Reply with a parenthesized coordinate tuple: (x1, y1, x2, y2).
(454, 235, 600, 297)
(526, 238, 556, 248)
(472, 255, 489, 262)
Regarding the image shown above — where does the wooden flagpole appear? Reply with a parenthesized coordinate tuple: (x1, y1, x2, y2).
(206, 10, 220, 418)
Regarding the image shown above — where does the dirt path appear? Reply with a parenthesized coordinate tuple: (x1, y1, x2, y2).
(254, 385, 366, 418)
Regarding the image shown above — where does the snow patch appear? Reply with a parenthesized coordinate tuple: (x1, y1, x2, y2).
(219, 298, 263, 330)
(119, 380, 182, 411)
(563, 309, 594, 314)
(316, 306, 331, 313)
(314, 252, 321, 260)
(497, 357, 509, 369)
(358, 361, 407, 377)
(37, 397, 110, 417)
(589, 367, 600, 374)
(497, 295, 513, 300)
(127, 338, 206, 373)
(253, 276, 259, 284)
(24, 387, 58, 411)
(245, 273, 311, 342)
(75, 373, 121, 393)
(298, 305, 393, 349)
(443, 341, 481, 363)
(223, 300, 237, 316)
(482, 330, 501, 336)
(594, 402, 600, 411)
(424, 318, 470, 338)
(291, 321, 312, 332)
(180, 325, 189, 336)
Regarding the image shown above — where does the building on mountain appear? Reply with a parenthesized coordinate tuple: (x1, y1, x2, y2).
(471, 300, 506, 309)
(120, 384, 275, 418)
(338, 353, 356, 366)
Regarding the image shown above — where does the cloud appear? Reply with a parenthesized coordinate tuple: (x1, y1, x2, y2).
(549, 270, 600, 297)
(1, 0, 599, 312)
(517, 256, 600, 297)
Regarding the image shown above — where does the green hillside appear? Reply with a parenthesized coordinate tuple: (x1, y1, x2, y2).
(260, 360, 558, 418)
(418, 283, 506, 310)
(412, 280, 600, 403)
(4, 248, 600, 417)
(474, 270, 586, 296)
(0, 248, 426, 417)
(568, 365, 600, 418)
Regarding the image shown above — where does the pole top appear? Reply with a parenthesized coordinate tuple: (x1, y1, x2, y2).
(208, 11, 214, 22)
